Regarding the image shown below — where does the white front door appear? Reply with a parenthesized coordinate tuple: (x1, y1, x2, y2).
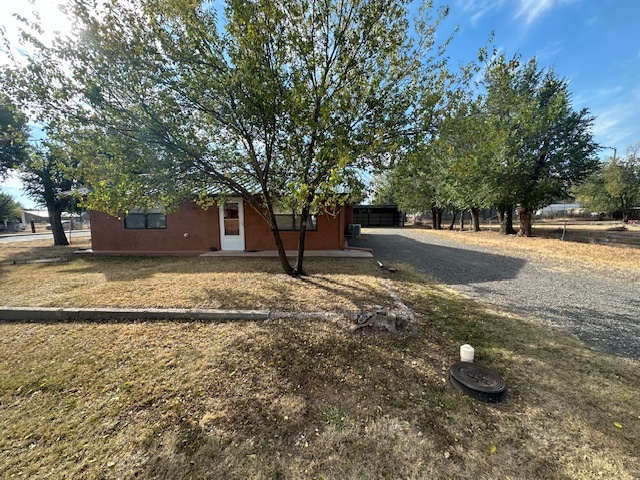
(219, 198, 245, 251)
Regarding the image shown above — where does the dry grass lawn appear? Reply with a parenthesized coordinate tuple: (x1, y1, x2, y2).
(0, 240, 394, 312)
(0, 238, 639, 479)
(406, 223, 640, 280)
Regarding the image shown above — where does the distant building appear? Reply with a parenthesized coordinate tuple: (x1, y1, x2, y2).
(22, 210, 51, 224)
(535, 203, 588, 218)
(352, 205, 405, 227)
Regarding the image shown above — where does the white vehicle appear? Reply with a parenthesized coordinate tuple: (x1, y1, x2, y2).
(45, 220, 83, 230)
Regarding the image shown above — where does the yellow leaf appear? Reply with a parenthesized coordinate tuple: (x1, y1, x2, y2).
(614, 422, 623, 429)
(489, 445, 497, 454)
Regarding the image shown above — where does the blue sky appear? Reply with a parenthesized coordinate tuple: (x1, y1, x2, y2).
(3, 0, 639, 208)
(432, 0, 640, 158)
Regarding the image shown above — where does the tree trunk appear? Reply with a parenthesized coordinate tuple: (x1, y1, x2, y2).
(470, 207, 481, 232)
(459, 210, 465, 231)
(448, 210, 458, 230)
(506, 209, 515, 234)
(517, 207, 533, 237)
(498, 207, 507, 235)
(294, 207, 311, 275)
(498, 206, 517, 235)
(47, 205, 69, 246)
(431, 206, 443, 230)
(271, 226, 294, 275)
(264, 204, 294, 275)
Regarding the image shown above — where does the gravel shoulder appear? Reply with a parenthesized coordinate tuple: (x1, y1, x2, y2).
(354, 228, 640, 361)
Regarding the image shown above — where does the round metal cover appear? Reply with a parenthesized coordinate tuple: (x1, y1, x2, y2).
(449, 362, 506, 403)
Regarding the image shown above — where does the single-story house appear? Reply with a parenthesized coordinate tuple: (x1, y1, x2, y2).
(89, 198, 355, 254)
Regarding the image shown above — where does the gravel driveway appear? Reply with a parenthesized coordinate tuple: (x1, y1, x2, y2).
(353, 228, 640, 361)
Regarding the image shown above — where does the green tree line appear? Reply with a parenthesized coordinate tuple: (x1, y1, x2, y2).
(574, 143, 640, 222)
(375, 54, 602, 236)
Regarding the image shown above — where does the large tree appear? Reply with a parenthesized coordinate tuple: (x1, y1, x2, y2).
(2, 0, 453, 274)
(434, 98, 503, 231)
(0, 190, 22, 222)
(2, 7, 89, 246)
(483, 55, 600, 236)
(19, 141, 80, 245)
(376, 90, 498, 231)
(574, 143, 640, 222)
(0, 94, 30, 177)
(380, 151, 448, 229)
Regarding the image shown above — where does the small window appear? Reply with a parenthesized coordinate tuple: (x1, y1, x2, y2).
(124, 208, 167, 229)
(273, 208, 317, 231)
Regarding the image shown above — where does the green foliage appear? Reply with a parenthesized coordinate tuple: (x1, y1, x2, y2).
(20, 143, 76, 209)
(483, 55, 600, 213)
(574, 143, 640, 220)
(0, 95, 29, 177)
(2, 13, 92, 245)
(371, 174, 399, 205)
(3, 0, 454, 273)
(383, 151, 443, 214)
(0, 191, 22, 220)
(19, 141, 83, 245)
(434, 99, 501, 212)
(384, 53, 600, 236)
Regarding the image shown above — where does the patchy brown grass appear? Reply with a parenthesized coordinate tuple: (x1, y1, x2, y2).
(405, 223, 640, 279)
(1, 239, 639, 479)
(1, 267, 638, 479)
(0, 240, 393, 312)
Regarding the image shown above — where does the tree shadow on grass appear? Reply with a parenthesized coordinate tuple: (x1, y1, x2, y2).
(134, 317, 466, 479)
(5, 253, 380, 280)
(132, 299, 639, 479)
(0, 249, 394, 312)
(349, 231, 528, 285)
(2, 273, 639, 478)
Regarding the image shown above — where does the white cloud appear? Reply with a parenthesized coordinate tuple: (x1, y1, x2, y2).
(457, 0, 507, 25)
(592, 103, 637, 150)
(516, 0, 554, 25)
(597, 86, 624, 97)
(515, 0, 577, 26)
(534, 40, 565, 64)
(456, 0, 579, 29)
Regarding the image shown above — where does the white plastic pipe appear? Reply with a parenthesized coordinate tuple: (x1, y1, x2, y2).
(460, 344, 475, 363)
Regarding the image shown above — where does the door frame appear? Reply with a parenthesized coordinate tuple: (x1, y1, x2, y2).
(219, 198, 245, 251)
